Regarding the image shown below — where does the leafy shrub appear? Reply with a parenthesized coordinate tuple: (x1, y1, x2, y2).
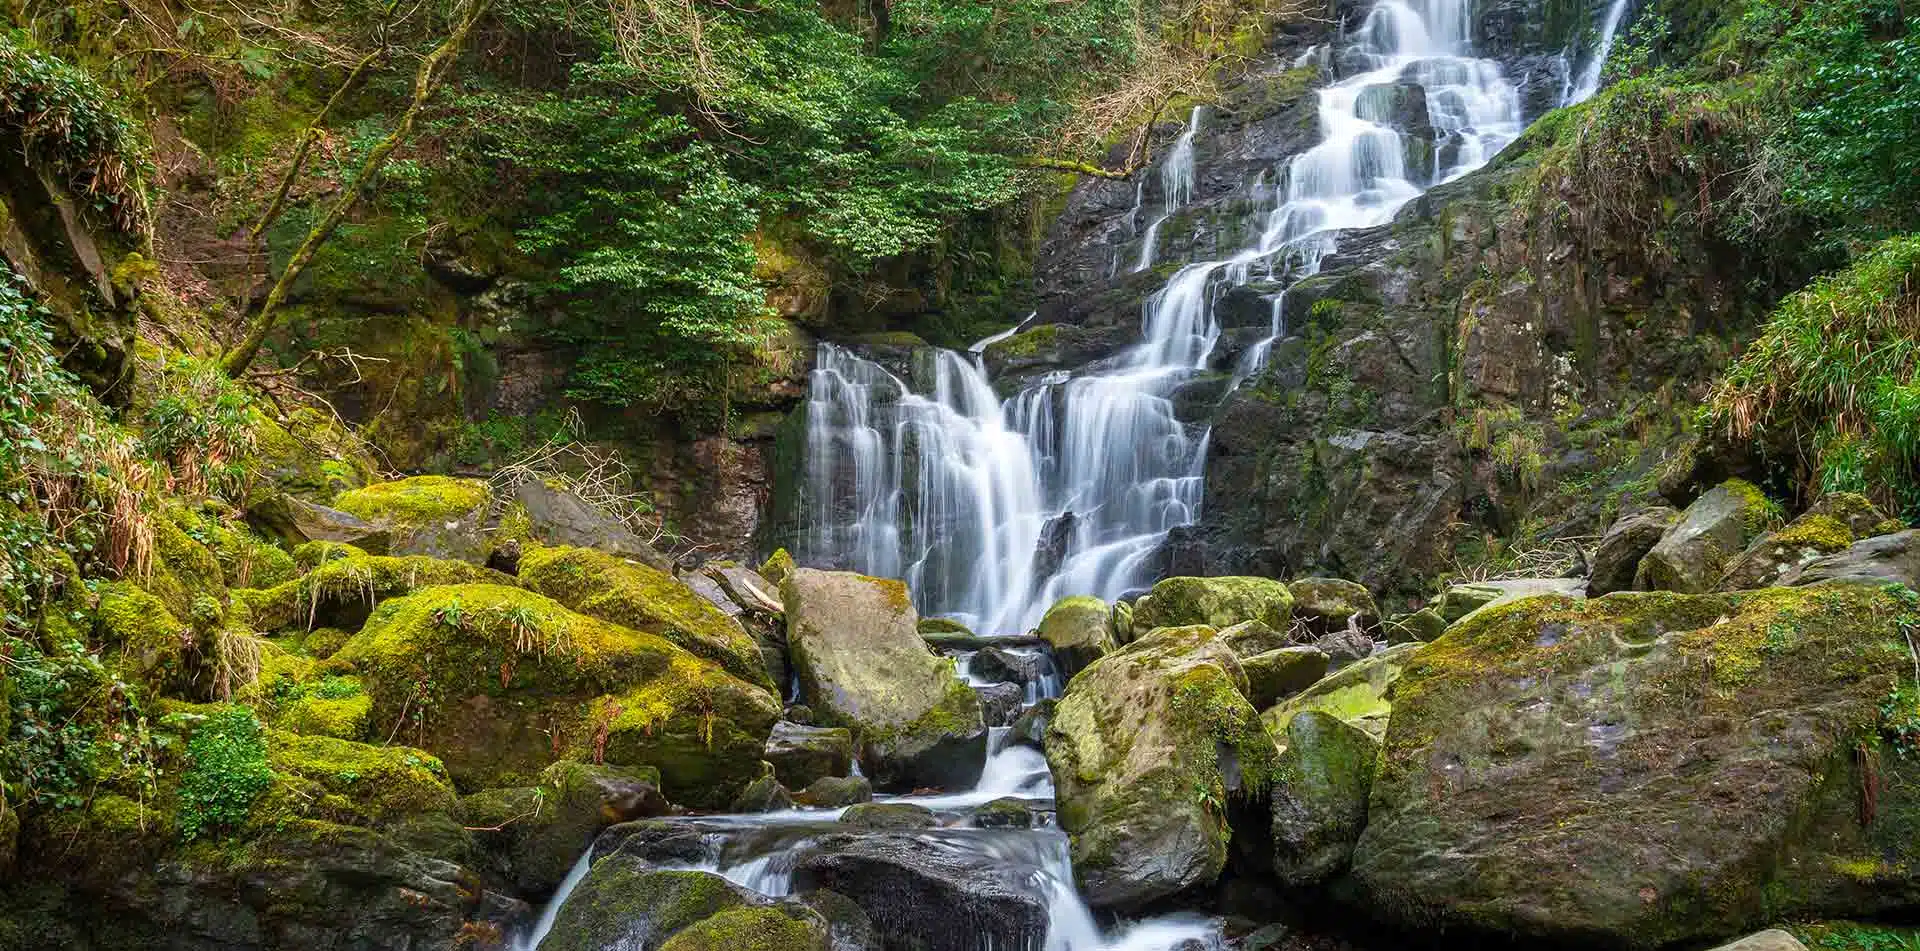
(0, 33, 149, 233)
(177, 705, 271, 840)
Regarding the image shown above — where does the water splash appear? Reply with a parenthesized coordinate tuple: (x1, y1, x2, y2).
(1567, 0, 1633, 103)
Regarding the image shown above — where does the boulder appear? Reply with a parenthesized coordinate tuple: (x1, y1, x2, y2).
(1262, 641, 1419, 741)
(658, 904, 832, 951)
(1350, 585, 1920, 948)
(510, 477, 674, 572)
(1587, 506, 1678, 595)
(1131, 576, 1294, 638)
(765, 722, 855, 789)
(975, 682, 1026, 728)
(1036, 595, 1116, 679)
(1805, 492, 1894, 538)
(1635, 479, 1782, 593)
(536, 858, 757, 951)
(1784, 529, 1920, 590)
(791, 833, 1050, 951)
(1719, 512, 1858, 590)
(1007, 699, 1054, 751)
(1287, 578, 1379, 636)
(1708, 932, 1809, 951)
(1045, 625, 1277, 909)
(520, 545, 775, 691)
(1241, 647, 1330, 709)
(1218, 619, 1290, 657)
(330, 476, 494, 564)
(760, 548, 796, 588)
(1268, 711, 1379, 886)
(1432, 578, 1586, 624)
(461, 761, 668, 894)
(838, 802, 936, 830)
(731, 773, 795, 813)
(245, 493, 391, 554)
(968, 645, 1040, 685)
(972, 798, 1035, 829)
(783, 569, 987, 791)
(1310, 627, 1374, 667)
(333, 584, 778, 804)
(1380, 608, 1446, 644)
(799, 776, 873, 807)
(232, 552, 509, 633)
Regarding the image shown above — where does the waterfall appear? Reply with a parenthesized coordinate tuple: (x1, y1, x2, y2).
(1566, 0, 1633, 103)
(793, 0, 1527, 636)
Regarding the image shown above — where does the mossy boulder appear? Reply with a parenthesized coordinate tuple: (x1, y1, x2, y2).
(1588, 506, 1680, 596)
(838, 802, 935, 830)
(1261, 641, 1418, 741)
(1381, 608, 1447, 644)
(765, 721, 854, 789)
(1037, 595, 1116, 680)
(658, 903, 831, 951)
(508, 477, 674, 572)
(330, 476, 494, 565)
(1287, 578, 1378, 636)
(234, 552, 508, 632)
(332, 584, 777, 803)
(521, 545, 775, 691)
(761, 549, 796, 588)
(789, 833, 1049, 951)
(461, 761, 668, 895)
(1217, 619, 1289, 657)
(1268, 710, 1378, 886)
(1241, 646, 1330, 708)
(782, 568, 986, 791)
(1130, 576, 1294, 639)
(94, 581, 202, 697)
(1784, 530, 1920, 590)
(251, 406, 378, 503)
(247, 494, 391, 555)
(1636, 479, 1783, 593)
(732, 772, 795, 812)
(258, 730, 458, 830)
(1350, 585, 1920, 948)
(1719, 512, 1859, 590)
(798, 775, 873, 807)
(538, 858, 758, 951)
(266, 674, 373, 738)
(1044, 624, 1278, 909)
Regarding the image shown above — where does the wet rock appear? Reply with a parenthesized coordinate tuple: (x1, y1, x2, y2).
(1032, 512, 1080, 586)
(1269, 711, 1379, 886)
(800, 776, 874, 808)
(1037, 595, 1116, 679)
(1784, 529, 1920, 590)
(1350, 585, 1920, 947)
(658, 902, 832, 951)
(1007, 699, 1055, 752)
(1241, 646, 1330, 708)
(969, 645, 1040, 685)
(783, 568, 987, 792)
(731, 773, 795, 813)
(975, 682, 1026, 728)
(766, 722, 855, 789)
(791, 833, 1050, 951)
(1218, 619, 1291, 657)
(461, 761, 668, 895)
(537, 858, 757, 951)
(510, 476, 675, 572)
(1636, 479, 1782, 593)
(1286, 578, 1379, 637)
(1046, 625, 1276, 909)
(596, 818, 718, 866)
(1587, 506, 1679, 595)
(1262, 641, 1418, 741)
(795, 890, 883, 951)
(838, 803, 937, 831)
(786, 704, 815, 725)
(1131, 576, 1295, 639)
(972, 797, 1035, 829)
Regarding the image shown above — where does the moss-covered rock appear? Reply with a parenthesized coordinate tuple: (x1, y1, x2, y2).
(1241, 646, 1330, 708)
(1260, 641, 1418, 741)
(838, 802, 935, 830)
(233, 552, 509, 632)
(1268, 710, 1378, 886)
(1287, 578, 1378, 636)
(1636, 478, 1783, 593)
(1588, 506, 1680, 596)
(782, 568, 986, 791)
(1381, 608, 1447, 644)
(658, 903, 831, 951)
(1216, 619, 1288, 657)
(266, 674, 373, 738)
(332, 584, 777, 802)
(1130, 576, 1294, 639)
(1350, 585, 1920, 947)
(538, 858, 758, 951)
(731, 772, 795, 813)
(461, 760, 667, 894)
(1044, 624, 1277, 909)
(761, 548, 795, 588)
(330, 476, 494, 564)
(1719, 512, 1858, 591)
(1037, 595, 1116, 680)
(798, 775, 872, 807)
(94, 581, 202, 697)
(251, 406, 378, 503)
(765, 721, 854, 789)
(520, 545, 775, 691)
(258, 730, 458, 830)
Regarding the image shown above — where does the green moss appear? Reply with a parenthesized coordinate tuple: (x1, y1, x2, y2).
(538, 859, 751, 951)
(235, 552, 509, 631)
(759, 548, 795, 588)
(660, 904, 824, 951)
(292, 540, 367, 572)
(1771, 514, 1855, 553)
(330, 476, 490, 526)
(170, 505, 298, 590)
(1133, 576, 1295, 635)
(95, 581, 201, 694)
(1790, 920, 1920, 951)
(985, 323, 1060, 361)
(520, 545, 773, 690)
(259, 730, 456, 828)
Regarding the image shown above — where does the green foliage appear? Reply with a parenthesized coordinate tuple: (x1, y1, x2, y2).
(1707, 235, 1920, 516)
(0, 33, 149, 232)
(1, 635, 160, 812)
(177, 704, 271, 840)
(1793, 922, 1920, 951)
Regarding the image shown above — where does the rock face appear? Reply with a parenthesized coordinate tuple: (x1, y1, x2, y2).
(1350, 586, 1920, 948)
(1037, 596, 1116, 679)
(1262, 641, 1418, 741)
(1784, 529, 1920, 590)
(1269, 710, 1379, 886)
(790, 833, 1049, 951)
(1045, 625, 1277, 909)
(1635, 479, 1781, 593)
(510, 476, 675, 571)
(333, 583, 778, 804)
(1131, 576, 1295, 638)
(782, 568, 987, 791)
(1586, 506, 1678, 595)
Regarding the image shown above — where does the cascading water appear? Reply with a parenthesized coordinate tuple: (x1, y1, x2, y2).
(1566, 0, 1632, 103)
(795, 0, 1523, 635)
